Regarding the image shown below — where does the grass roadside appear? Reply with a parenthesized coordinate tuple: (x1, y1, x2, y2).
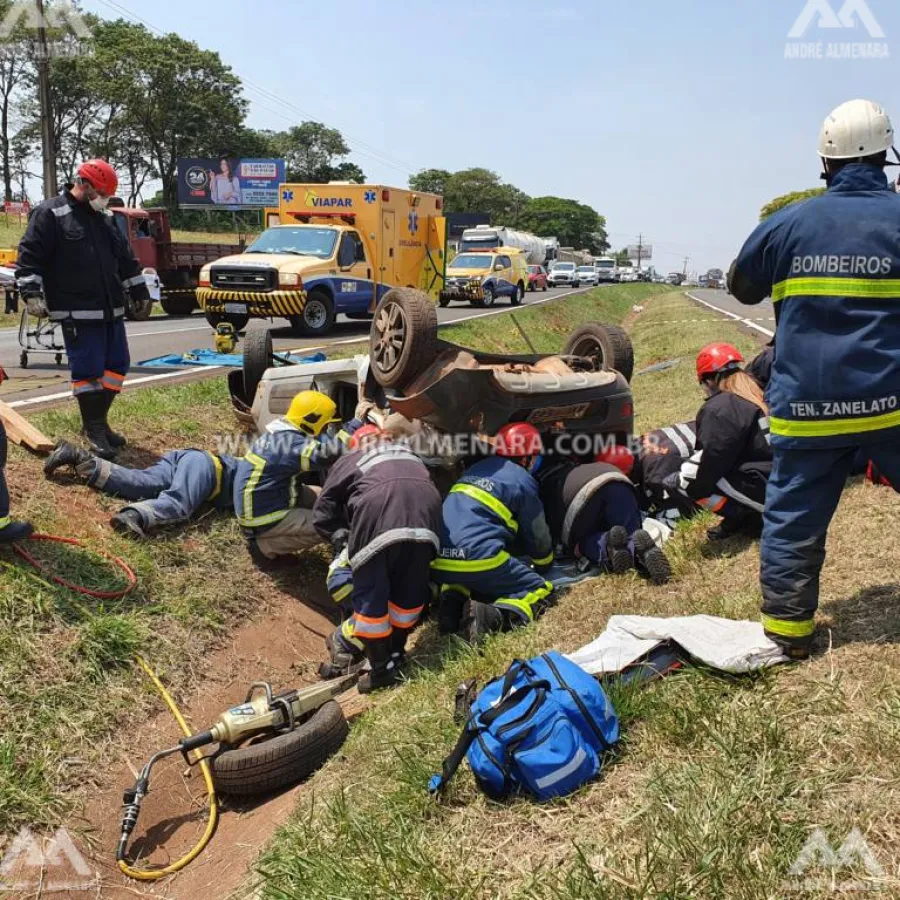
(250, 292, 900, 899)
(0, 285, 662, 841)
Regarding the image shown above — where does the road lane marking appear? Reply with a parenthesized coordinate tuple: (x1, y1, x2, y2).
(686, 291, 775, 338)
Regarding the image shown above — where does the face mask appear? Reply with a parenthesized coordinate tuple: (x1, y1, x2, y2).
(89, 194, 110, 211)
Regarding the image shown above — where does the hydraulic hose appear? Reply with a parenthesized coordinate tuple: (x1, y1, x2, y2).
(117, 656, 218, 880)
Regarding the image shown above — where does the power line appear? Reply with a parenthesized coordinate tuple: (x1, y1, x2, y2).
(92, 0, 421, 178)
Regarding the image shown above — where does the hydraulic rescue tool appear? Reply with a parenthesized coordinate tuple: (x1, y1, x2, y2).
(117, 675, 355, 867)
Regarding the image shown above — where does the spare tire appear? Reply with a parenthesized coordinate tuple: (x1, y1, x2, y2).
(563, 322, 635, 383)
(243, 328, 273, 406)
(212, 700, 349, 797)
(369, 287, 438, 389)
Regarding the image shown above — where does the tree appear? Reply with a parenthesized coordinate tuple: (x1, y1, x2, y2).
(409, 167, 450, 195)
(442, 168, 529, 223)
(268, 121, 364, 183)
(760, 188, 825, 220)
(0, 0, 32, 200)
(518, 196, 608, 254)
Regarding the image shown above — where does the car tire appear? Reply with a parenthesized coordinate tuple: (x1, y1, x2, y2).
(563, 322, 635, 382)
(205, 311, 250, 332)
(369, 287, 438, 389)
(125, 295, 154, 322)
(542, 283, 548, 292)
(212, 700, 349, 797)
(482, 285, 495, 307)
(439, 294, 450, 307)
(160, 296, 197, 316)
(242, 328, 273, 405)
(511, 283, 523, 306)
(289, 289, 336, 337)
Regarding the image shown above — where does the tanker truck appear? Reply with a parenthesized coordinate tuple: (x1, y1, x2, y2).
(459, 224, 547, 266)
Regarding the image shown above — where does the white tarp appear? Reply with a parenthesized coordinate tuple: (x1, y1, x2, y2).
(567, 614, 788, 675)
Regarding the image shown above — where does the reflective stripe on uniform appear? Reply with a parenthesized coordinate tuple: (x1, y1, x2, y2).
(17, 274, 43, 287)
(92, 459, 114, 490)
(761, 614, 816, 638)
(351, 613, 391, 639)
(206, 452, 223, 501)
(299, 440, 317, 472)
(0, 517, 10, 529)
(122, 275, 146, 288)
(238, 452, 289, 528)
(102, 370, 125, 393)
(450, 483, 518, 532)
(770, 409, 900, 438)
(340, 617, 365, 651)
(431, 550, 511, 573)
(662, 426, 691, 457)
(494, 581, 554, 623)
(697, 494, 727, 513)
(331, 583, 352, 604)
(530, 550, 554, 567)
(336, 429, 351, 445)
(350, 527, 440, 570)
(52, 204, 73, 218)
(73, 378, 103, 396)
(50, 309, 104, 321)
(716, 477, 764, 513)
(772, 277, 900, 303)
(388, 601, 425, 629)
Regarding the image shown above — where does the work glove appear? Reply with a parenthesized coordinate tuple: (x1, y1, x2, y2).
(327, 545, 350, 579)
(355, 398, 377, 422)
(25, 294, 48, 318)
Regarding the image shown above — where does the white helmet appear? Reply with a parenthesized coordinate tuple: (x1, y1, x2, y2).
(818, 99, 894, 160)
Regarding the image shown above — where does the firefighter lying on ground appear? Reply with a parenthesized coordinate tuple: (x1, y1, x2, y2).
(431, 422, 556, 645)
(537, 452, 673, 584)
(233, 390, 363, 565)
(662, 343, 773, 541)
(43, 440, 238, 538)
(0, 367, 34, 544)
(312, 424, 443, 693)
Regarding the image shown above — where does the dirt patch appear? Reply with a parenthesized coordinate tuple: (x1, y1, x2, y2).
(48, 586, 339, 900)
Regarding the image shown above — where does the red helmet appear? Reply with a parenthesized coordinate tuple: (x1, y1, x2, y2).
(696, 342, 743, 381)
(595, 444, 635, 476)
(77, 159, 118, 196)
(494, 422, 543, 458)
(348, 424, 382, 450)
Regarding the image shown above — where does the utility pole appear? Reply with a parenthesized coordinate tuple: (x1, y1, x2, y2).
(636, 233, 643, 271)
(682, 256, 690, 277)
(36, 0, 58, 199)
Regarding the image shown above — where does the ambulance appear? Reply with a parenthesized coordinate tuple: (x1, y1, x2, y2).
(197, 184, 446, 336)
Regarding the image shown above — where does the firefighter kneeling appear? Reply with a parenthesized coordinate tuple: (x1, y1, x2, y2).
(432, 423, 555, 645)
(313, 427, 442, 693)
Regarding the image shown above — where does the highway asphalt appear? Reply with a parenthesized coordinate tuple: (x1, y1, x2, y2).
(0, 284, 599, 408)
(685, 288, 776, 339)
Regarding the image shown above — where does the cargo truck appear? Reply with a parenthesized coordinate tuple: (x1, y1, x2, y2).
(197, 183, 446, 336)
(459, 224, 546, 266)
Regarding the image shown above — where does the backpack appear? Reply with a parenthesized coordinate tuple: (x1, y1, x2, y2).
(429, 652, 619, 802)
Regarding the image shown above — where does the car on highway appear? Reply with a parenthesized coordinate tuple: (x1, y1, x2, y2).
(439, 249, 529, 308)
(547, 261, 577, 287)
(231, 289, 636, 456)
(527, 264, 549, 292)
(594, 257, 619, 282)
(575, 265, 600, 287)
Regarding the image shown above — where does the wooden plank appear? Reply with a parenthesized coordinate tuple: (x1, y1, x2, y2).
(0, 400, 54, 454)
(337, 687, 370, 722)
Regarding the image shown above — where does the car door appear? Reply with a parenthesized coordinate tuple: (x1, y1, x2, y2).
(495, 255, 514, 298)
(334, 230, 374, 313)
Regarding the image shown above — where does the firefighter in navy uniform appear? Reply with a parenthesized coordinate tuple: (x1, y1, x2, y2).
(313, 430, 443, 693)
(431, 422, 555, 644)
(233, 390, 362, 564)
(729, 99, 900, 659)
(664, 344, 773, 541)
(16, 160, 150, 460)
(0, 367, 33, 545)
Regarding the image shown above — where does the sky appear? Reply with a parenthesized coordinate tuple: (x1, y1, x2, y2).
(82, 0, 900, 275)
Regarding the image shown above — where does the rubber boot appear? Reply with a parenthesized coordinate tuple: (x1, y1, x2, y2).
(43, 441, 95, 479)
(437, 585, 468, 635)
(707, 510, 763, 542)
(103, 390, 127, 449)
(458, 598, 504, 646)
(764, 628, 814, 662)
(76, 392, 117, 460)
(632, 529, 673, 585)
(318, 624, 365, 679)
(604, 525, 634, 575)
(110, 508, 148, 539)
(390, 628, 409, 668)
(0, 520, 34, 545)
(358, 637, 403, 694)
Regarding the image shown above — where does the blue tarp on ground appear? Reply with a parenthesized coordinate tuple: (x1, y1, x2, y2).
(137, 349, 327, 368)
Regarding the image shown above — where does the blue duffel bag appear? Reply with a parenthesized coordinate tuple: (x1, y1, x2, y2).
(429, 652, 619, 801)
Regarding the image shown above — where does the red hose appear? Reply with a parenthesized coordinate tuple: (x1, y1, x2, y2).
(13, 534, 137, 600)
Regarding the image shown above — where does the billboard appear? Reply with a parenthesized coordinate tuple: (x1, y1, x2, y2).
(626, 244, 653, 261)
(177, 158, 286, 209)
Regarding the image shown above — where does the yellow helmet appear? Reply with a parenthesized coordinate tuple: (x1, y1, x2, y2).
(285, 391, 340, 436)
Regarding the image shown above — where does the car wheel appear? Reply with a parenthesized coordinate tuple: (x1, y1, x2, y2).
(369, 287, 438, 389)
(212, 701, 349, 797)
(242, 328, 273, 405)
(529, 282, 536, 292)
(289, 289, 336, 336)
(205, 311, 250, 332)
(563, 322, 635, 382)
(160, 295, 197, 316)
(482, 285, 495, 307)
(439, 294, 450, 307)
(511, 283, 523, 306)
(125, 295, 154, 322)
(542, 282, 548, 292)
